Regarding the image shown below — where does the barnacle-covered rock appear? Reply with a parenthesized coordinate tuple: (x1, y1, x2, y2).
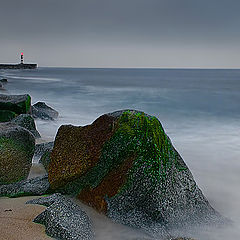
(26, 193, 94, 240)
(48, 110, 224, 236)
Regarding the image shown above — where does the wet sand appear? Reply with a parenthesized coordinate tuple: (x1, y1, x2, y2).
(0, 196, 53, 240)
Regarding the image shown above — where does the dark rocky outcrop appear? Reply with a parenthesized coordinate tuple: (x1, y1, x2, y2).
(26, 193, 94, 240)
(0, 174, 50, 197)
(32, 102, 58, 120)
(0, 78, 8, 83)
(0, 122, 35, 185)
(0, 110, 17, 122)
(11, 114, 41, 138)
(0, 94, 31, 115)
(48, 110, 225, 237)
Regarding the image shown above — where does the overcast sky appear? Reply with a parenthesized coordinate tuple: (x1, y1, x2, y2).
(0, 0, 240, 68)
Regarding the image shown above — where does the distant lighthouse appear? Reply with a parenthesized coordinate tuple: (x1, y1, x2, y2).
(0, 52, 37, 69)
(20, 52, 24, 64)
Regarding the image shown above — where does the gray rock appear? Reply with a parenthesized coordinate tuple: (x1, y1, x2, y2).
(0, 174, 50, 197)
(0, 122, 35, 185)
(0, 94, 31, 114)
(35, 142, 54, 156)
(26, 193, 94, 240)
(0, 78, 8, 83)
(0, 110, 16, 122)
(11, 114, 41, 138)
(39, 151, 51, 172)
(32, 102, 58, 120)
(35, 142, 54, 172)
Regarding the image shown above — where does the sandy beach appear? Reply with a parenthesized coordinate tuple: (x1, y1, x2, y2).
(0, 196, 53, 240)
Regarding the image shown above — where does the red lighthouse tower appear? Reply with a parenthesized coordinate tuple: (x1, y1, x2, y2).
(20, 52, 24, 64)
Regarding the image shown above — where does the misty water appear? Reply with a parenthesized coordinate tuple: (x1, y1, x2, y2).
(1, 68, 240, 240)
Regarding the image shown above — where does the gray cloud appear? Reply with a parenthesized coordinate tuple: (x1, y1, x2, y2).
(0, 0, 240, 67)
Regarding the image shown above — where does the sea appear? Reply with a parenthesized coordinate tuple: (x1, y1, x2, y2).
(0, 67, 239, 240)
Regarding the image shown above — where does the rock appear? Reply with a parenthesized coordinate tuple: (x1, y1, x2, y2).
(26, 193, 94, 240)
(0, 122, 35, 184)
(35, 142, 54, 172)
(170, 238, 195, 240)
(35, 142, 54, 156)
(48, 110, 225, 236)
(39, 151, 51, 172)
(32, 102, 58, 120)
(11, 114, 41, 138)
(0, 174, 50, 197)
(0, 83, 2, 88)
(133, 238, 196, 240)
(0, 94, 31, 115)
(0, 110, 17, 122)
(0, 78, 8, 83)
(132, 238, 196, 240)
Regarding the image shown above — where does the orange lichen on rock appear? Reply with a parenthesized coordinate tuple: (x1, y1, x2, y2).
(78, 155, 135, 213)
(48, 114, 116, 189)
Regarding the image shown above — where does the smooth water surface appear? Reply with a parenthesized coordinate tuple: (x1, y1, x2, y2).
(1, 67, 239, 240)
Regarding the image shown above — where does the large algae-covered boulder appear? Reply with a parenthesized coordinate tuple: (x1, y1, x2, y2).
(0, 122, 35, 185)
(48, 110, 223, 236)
(0, 94, 31, 115)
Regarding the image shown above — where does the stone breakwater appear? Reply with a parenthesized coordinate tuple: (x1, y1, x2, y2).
(0, 92, 227, 240)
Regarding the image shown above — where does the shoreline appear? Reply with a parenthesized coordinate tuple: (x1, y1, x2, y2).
(0, 196, 53, 240)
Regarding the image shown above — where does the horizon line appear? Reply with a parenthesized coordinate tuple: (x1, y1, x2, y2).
(38, 66, 240, 70)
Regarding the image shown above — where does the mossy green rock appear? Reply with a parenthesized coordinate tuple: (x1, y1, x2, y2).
(0, 94, 31, 115)
(0, 110, 17, 122)
(0, 122, 35, 185)
(49, 110, 224, 237)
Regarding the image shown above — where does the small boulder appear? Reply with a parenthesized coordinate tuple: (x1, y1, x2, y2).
(0, 78, 8, 83)
(11, 114, 41, 138)
(32, 102, 58, 120)
(35, 142, 54, 171)
(0, 174, 50, 197)
(48, 110, 224, 237)
(39, 151, 51, 172)
(0, 94, 31, 114)
(0, 122, 35, 185)
(0, 110, 17, 122)
(35, 142, 54, 156)
(26, 193, 94, 240)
